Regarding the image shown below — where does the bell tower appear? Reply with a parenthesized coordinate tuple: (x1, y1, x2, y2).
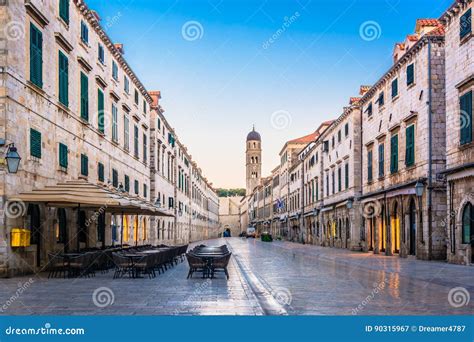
(246, 126, 262, 196)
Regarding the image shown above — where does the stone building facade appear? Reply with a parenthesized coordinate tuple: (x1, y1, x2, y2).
(239, 1, 470, 265)
(360, 20, 447, 260)
(218, 196, 243, 237)
(439, 0, 474, 265)
(0, 0, 218, 277)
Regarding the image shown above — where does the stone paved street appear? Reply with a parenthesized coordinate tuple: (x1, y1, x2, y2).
(0, 238, 472, 316)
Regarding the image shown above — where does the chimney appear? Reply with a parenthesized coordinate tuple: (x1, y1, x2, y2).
(149, 91, 161, 109)
(114, 43, 124, 55)
(91, 10, 101, 22)
(359, 85, 371, 96)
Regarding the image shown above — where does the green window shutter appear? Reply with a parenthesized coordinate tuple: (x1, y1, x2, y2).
(30, 128, 41, 158)
(390, 135, 398, 174)
(58, 51, 69, 107)
(112, 104, 118, 142)
(112, 169, 118, 187)
(112, 61, 118, 80)
(59, 143, 68, 168)
(124, 175, 130, 192)
(405, 125, 415, 166)
(460, 9, 472, 39)
(97, 89, 104, 133)
(407, 64, 414, 86)
(143, 184, 147, 198)
(337, 167, 342, 192)
(345, 164, 349, 189)
(80, 154, 88, 176)
(367, 150, 373, 182)
(80, 72, 89, 121)
(98, 162, 104, 182)
(134, 125, 139, 157)
(460, 91, 472, 145)
(59, 0, 69, 24)
(391, 79, 398, 98)
(81, 21, 88, 43)
(378, 143, 384, 177)
(134, 180, 139, 195)
(29, 24, 43, 88)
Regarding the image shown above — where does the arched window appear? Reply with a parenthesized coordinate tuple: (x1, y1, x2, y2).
(462, 203, 473, 244)
(253, 142, 256, 148)
(255, 157, 258, 163)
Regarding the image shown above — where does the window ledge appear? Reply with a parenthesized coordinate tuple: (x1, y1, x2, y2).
(58, 167, 68, 173)
(79, 118, 90, 126)
(407, 82, 416, 90)
(458, 141, 474, 151)
(460, 32, 472, 46)
(57, 102, 70, 113)
(392, 95, 400, 103)
(78, 175, 88, 180)
(57, 17, 69, 30)
(26, 81, 45, 95)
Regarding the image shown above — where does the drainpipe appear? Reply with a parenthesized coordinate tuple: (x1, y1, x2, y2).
(427, 39, 433, 260)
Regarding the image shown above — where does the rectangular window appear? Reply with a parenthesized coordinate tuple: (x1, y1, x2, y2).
(80, 72, 89, 121)
(331, 170, 335, 195)
(112, 61, 118, 80)
(460, 91, 473, 145)
(124, 115, 130, 150)
(30, 128, 41, 158)
(134, 89, 139, 105)
(143, 133, 147, 163)
(326, 174, 329, 196)
(134, 125, 139, 158)
(391, 78, 398, 98)
(97, 89, 104, 133)
(338, 130, 341, 143)
(390, 135, 399, 174)
(407, 63, 415, 86)
(344, 123, 349, 137)
(405, 125, 415, 166)
(59, 143, 68, 168)
(124, 76, 129, 94)
(98, 43, 105, 64)
(143, 100, 147, 114)
(59, 0, 69, 24)
(30, 23, 43, 88)
(80, 154, 88, 176)
(80, 20, 88, 44)
(378, 143, 384, 178)
(134, 180, 139, 195)
(58, 51, 69, 106)
(345, 163, 349, 189)
(367, 150, 373, 182)
(98, 162, 104, 182)
(460, 8, 472, 39)
(157, 118, 161, 131)
(124, 175, 130, 192)
(112, 169, 118, 188)
(337, 167, 342, 192)
(112, 103, 118, 142)
(365, 102, 373, 117)
(143, 184, 147, 198)
(377, 92, 384, 107)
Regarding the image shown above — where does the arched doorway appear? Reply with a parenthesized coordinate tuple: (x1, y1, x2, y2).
(27, 204, 41, 267)
(392, 202, 400, 254)
(57, 208, 68, 252)
(345, 217, 350, 249)
(409, 199, 417, 255)
(97, 211, 106, 249)
(461, 203, 473, 263)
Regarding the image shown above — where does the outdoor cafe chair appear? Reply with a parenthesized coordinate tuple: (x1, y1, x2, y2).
(47, 252, 67, 279)
(186, 253, 208, 279)
(210, 253, 232, 280)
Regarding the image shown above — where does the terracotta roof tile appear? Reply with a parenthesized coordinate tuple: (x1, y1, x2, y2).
(416, 19, 441, 26)
(349, 97, 361, 105)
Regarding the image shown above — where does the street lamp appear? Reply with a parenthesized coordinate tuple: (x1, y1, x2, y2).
(415, 180, 424, 198)
(346, 198, 354, 210)
(5, 143, 21, 173)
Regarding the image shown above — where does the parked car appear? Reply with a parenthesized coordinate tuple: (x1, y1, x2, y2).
(246, 227, 256, 238)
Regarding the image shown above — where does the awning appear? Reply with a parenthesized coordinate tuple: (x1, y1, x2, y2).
(10, 180, 173, 217)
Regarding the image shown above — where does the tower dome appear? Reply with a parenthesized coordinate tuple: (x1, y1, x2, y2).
(246, 126, 261, 141)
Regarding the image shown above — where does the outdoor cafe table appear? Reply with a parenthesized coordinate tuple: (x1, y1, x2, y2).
(121, 253, 145, 278)
(192, 251, 227, 278)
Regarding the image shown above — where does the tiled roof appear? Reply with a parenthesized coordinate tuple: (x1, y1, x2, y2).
(406, 34, 419, 42)
(425, 26, 445, 36)
(416, 19, 441, 26)
(349, 97, 361, 105)
(288, 131, 319, 144)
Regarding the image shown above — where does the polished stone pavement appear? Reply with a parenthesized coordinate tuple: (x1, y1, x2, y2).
(0, 238, 472, 315)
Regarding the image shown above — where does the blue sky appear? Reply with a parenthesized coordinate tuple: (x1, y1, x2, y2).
(87, 0, 453, 188)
